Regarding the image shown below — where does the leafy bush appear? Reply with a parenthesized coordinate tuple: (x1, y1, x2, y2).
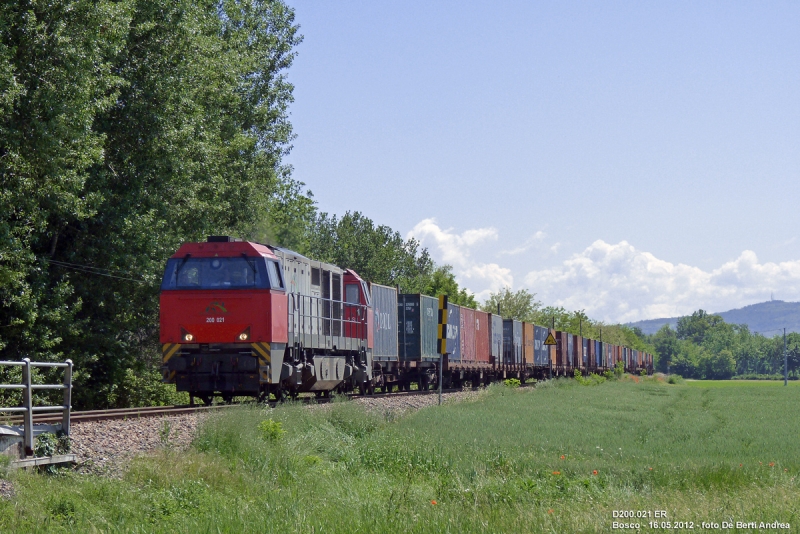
(614, 361, 625, 378)
(574, 369, 607, 386)
(667, 374, 684, 384)
(258, 419, 286, 442)
(503, 378, 521, 388)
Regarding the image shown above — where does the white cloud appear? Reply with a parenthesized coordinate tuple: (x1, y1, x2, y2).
(407, 218, 511, 301)
(524, 240, 800, 323)
(500, 231, 546, 255)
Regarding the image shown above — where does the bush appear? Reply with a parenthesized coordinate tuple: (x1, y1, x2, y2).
(574, 369, 607, 386)
(667, 374, 684, 385)
(258, 419, 286, 442)
(614, 361, 625, 378)
(503, 378, 521, 388)
(110, 367, 190, 408)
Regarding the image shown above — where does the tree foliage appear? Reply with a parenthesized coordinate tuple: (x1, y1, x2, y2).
(303, 211, 477, 307)
(0, 0, 303, 407)
(480, 287, 541, 321)
(642, 310, 800, 380)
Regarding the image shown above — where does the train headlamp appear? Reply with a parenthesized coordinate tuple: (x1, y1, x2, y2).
(238, 327, 250, 342)
(181, 327, 194, 343)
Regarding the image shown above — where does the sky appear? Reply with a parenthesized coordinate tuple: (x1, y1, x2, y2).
(282, 1, 800, 323)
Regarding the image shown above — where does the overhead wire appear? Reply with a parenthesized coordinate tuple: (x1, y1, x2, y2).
(41, 258, 150, 284)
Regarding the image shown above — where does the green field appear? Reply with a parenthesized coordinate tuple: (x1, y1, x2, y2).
(2, 377, 799, 532)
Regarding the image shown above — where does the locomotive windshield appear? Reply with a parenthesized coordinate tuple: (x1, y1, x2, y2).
(160, 256, 283, 290)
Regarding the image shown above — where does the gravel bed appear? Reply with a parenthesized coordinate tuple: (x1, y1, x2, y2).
(69, 414, 200, 476)
(63, 390, 482, 476)
(352, 389, 483, 416)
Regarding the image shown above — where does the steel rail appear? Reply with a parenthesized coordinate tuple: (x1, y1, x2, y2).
(0, 388, 467, 425)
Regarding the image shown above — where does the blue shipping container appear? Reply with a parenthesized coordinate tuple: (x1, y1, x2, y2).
(503, 319, 522, 365)
(534, 325, 550, 366)
(446, 303, 461, 362)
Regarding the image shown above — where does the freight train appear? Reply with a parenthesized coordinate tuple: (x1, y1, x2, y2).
(160, 237, 653, 404)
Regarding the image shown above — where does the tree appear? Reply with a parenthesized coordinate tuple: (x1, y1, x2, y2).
(652, 325, 679, 373)
(700, 349, 736, 380)
(481, 287, 541, 322)
(676, 310, 724, 344)
(419, 265, 477, 308)
(1, 0, 304, 408)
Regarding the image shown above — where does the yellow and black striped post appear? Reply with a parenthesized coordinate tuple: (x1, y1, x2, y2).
(437, 295, 448, 355)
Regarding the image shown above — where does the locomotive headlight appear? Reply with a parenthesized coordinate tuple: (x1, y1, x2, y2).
(237, 327, 251, 342)
(180, 327, 194, 343)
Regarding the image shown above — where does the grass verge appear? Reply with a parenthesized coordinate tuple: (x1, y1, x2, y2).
(1, 379, 799, 532)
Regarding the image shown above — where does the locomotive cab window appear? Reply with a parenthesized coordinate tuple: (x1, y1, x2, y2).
(345, 284, 360, 304)
(267, 260, 284, 289)
(161, 257, 274, 290)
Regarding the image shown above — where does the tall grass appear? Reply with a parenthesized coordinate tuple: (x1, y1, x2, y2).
(2, 380, 799, 532)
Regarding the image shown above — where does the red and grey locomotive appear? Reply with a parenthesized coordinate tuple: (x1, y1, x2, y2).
(160, 236, 373, 404)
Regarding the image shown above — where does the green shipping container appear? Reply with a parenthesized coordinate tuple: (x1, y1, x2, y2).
(398, 294, 439, 361)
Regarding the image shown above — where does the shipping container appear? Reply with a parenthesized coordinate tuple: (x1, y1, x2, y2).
(567, 334, 574, 367)
(447, 303, 461, 362)
(556, 331, 565, 367)
(490, 314, 503, 362)
(503, 319, 523, 365)
(522, 322, 534, 365)
(460, 306, 477, 363)
(397, 294, 438, 361)
(475, 310, 491, 363)
(370, 283, 398, 361)
(573, 335, 583, 368)
(534, 325, 550, 366)
(582, 337, 589, 366)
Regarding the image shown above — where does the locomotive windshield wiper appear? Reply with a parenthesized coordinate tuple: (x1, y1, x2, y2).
(242, 253, 257, 275)
(176, 253, 191, 276)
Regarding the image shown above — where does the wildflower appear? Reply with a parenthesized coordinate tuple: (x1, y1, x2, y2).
(431, 500, 437, 505)
(649, 467, 653, 471)
(592, 470, 598, 475)
(548, 509, 554, 514)
(769, 462, 775, 467)
(552, 471, 561, 475)
(739, 464, 743, 467)
(560, 455, 565, 460)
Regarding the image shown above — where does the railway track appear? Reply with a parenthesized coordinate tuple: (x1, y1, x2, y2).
(1, 387, 465, 426)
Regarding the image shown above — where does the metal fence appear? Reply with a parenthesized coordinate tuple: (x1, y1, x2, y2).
(0, 358, 73, 458)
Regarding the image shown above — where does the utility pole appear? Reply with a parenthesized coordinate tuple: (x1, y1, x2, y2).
(784, 328, 788, 386)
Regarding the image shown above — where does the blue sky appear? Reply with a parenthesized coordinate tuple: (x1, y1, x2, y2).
(283, 1, 800, 322)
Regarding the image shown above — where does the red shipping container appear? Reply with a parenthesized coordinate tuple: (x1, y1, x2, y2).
(474, 309, 490, 363)
(522, 323, 534, 365)
(573, 335, 582, 369)
(460, 306, 477, 363)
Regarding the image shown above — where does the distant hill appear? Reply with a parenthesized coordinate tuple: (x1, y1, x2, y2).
(627, 300, 800, 336)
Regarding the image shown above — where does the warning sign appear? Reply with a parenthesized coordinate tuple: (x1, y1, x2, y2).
(544, 333, 557, 346)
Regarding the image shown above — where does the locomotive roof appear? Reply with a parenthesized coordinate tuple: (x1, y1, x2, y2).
(171, 240, 277, 259)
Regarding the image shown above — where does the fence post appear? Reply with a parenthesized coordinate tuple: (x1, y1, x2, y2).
(62, 359, 73, 436)
(21, 358, 33, 458)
